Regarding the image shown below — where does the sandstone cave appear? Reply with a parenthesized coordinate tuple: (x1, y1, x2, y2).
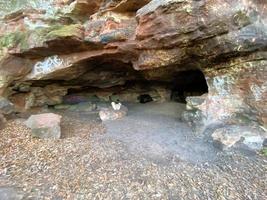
(62, 68, 209, 105)
(0, 0, 267, 198)
(13, 61, 209, 109)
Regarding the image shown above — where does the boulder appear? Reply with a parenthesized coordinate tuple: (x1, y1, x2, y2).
(0, 97, 14, 114)
(25, 113, 62, 139)
(99, 105, 128, 121)
(211, 125, 267, 150)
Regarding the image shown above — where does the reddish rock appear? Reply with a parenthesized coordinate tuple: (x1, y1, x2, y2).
(0, 0, 266, 133)
(25, 113, 62, 139)
(0, 56, 33, 96)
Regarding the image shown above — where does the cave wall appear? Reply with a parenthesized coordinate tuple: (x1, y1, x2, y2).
(0, 0, 266, 129)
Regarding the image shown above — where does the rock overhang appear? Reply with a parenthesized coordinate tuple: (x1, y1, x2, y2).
(0, 0, 266, 130)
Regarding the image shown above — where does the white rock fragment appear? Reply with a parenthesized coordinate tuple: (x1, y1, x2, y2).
(111, 102, 122, 111)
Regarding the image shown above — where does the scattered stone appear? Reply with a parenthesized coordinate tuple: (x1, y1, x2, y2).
(99, 105, 128, 121)
(0, 97, 14, 114)
(25, 113, 62, 139)
(211, 125, 267, 150)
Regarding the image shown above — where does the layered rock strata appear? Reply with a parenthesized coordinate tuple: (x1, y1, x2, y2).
(0, 0, 266, 134)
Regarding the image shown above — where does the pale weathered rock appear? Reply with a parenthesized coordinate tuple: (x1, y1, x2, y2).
(99, 105, 128, 121)
(211, 125, 267, 150)
(25, 113, 62, 139)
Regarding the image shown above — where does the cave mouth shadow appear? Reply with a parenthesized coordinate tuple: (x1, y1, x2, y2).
(170, 69, 208, 103)
(62, 69, 209, 105)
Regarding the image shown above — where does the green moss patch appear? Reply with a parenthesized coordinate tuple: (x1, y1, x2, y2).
(46, 24, 83, 39)
(0, 32, 27, 49)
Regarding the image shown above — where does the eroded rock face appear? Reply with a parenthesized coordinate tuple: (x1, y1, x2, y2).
(0, 0, 266, 132)
(183, 52, 267, 131)
(9, 84, 68, 111)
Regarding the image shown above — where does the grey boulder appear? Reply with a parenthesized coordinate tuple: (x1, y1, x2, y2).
(211, 125, 267, 150)
(25, 113, 62, 139)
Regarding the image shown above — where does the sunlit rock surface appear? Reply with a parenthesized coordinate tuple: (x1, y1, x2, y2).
(0, 0, 266, 133)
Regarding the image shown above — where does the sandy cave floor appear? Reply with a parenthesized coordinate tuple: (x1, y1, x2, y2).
(0, 102, 266, 199)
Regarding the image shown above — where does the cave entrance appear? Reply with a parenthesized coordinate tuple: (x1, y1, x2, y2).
(63, 81, 168, 105)
(63, 69, 208, 106)
(171, 69, 208, 103)
(9, 66, 209, 112)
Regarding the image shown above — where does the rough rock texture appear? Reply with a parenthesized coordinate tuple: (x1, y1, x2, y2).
(0, 0, 266, 132)
(211, 125, 267, 150)
(25, 113, 62, 139)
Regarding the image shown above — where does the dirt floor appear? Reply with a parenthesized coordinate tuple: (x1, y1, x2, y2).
(0, 102, 266, 199)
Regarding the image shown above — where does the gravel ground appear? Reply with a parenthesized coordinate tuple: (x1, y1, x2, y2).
(0, 103, 266, 199)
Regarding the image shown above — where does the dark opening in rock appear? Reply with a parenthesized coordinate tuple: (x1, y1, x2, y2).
(8, 63, 209, 111)
(138, 94, 153, 104)
(171, 70, 208, 103)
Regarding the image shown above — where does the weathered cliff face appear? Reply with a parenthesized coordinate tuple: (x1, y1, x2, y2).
(0, 0, 266, 130)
